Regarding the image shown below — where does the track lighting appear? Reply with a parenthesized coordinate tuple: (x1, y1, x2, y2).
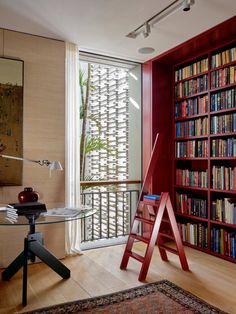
(126, 0, 195, 39)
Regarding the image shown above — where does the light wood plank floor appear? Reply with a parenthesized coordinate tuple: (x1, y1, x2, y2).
(0, 242, 236, 314)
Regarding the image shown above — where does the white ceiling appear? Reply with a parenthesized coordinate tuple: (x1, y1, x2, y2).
(0, 0, 235, 63)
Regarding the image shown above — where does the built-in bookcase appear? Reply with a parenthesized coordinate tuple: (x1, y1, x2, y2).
(174, 42, 236, 261)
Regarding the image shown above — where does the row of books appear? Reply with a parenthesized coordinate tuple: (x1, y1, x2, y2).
(211, 137, 236, 157)
(176, 169, 208, 188)
(175, 95, 208, 118)
(175, 192, 207, 218)
(175, 46, 236, 83)
(211, 227, 236, 259)
(175, 58, 208, 82)
(210, 87, 236, 111)
(211, 46, 236, 69)
(212, 198, 236, 225)
(175, 75, 208, 99)
(178, 222, 208, 248)
(210, 113, 236, 134)
(175, 140, 208, 158)
(211, 66, 236, 89)
(212, 165, 236, 191)
(175, 118, 208, 137)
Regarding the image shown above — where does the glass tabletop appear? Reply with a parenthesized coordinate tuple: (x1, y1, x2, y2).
(0, 207, 96, 226)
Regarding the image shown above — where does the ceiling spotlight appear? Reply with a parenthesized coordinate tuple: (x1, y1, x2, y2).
(182, 0, 195, 11)
(182, 0, 190, 11)
(142, 22, 151, 38)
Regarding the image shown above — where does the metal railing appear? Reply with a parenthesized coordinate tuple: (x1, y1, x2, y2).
(80, 180, 141, 245)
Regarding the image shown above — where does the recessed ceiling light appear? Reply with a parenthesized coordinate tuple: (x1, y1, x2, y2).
(138, 47, 155, 54)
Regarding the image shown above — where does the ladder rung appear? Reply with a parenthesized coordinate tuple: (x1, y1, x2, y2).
(159, 232, 174, 240)
(130, 233, 150, 244)
(161, 218, 170, 223)
(143, 201, 160, 206)
(135, 216, 155, 225)
(142, 198, 160, 203)
(137, 210, 156, 217)
(158, 244, 179, 255)
(127, 251, 144, 263)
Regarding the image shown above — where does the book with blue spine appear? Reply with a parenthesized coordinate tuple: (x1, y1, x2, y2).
(143, 195, 161, 200)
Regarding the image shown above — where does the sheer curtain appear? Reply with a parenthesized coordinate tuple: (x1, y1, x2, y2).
(65, 42, 82, 255)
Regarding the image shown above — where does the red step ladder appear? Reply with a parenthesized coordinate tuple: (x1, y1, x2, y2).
(120, 134, 189, 281)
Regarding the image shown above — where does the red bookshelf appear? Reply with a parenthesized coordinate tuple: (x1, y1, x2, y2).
(142, 16, 236, 263)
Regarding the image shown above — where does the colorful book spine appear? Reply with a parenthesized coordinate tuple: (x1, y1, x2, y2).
(176, 117, 208, 137)
(175, 74, 208, 99)
(175, 57, 208, 81)
(211, 138, 236, 157)
(212, 165, 236, 190)
(176, 192, 207, 218)
(211, 46, 236, 68)
(175, 140, 208, 158)
(210, 113, 236, 134)
(211, 227, 236, 259)
(178, 222, 208, 248)
(211, 66, 236, 88)
(176, 169, 208, 188)
(210, 87, 236, 112)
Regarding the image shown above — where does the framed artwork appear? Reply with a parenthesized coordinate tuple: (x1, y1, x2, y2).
(0, 57, 23, 185)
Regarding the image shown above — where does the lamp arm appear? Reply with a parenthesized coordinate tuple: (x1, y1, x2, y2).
(0, 154, 24, 161)
(16, 158, 51, 167)
(1, 155, 48, 166)
(0, 154, 63, 171)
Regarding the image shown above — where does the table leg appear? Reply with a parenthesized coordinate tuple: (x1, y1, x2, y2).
(2, 231, 70, 306)
(2, 251, 24, 281)
(29, 240, 70, 279)
(22, 238, 29, 306)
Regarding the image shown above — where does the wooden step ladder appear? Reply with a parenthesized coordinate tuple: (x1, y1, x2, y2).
(120, 192, 189, 281)
(120, 134, 189, 281)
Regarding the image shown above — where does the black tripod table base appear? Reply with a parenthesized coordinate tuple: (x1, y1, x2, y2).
(2, 236, 70, 306)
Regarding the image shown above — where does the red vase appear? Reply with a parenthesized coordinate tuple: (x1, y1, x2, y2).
(18, 187, 39, 203)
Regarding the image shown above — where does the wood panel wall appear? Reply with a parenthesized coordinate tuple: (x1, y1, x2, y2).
(0, 29, 66, 267)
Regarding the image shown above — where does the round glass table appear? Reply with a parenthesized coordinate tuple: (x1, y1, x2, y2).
(0, 206, 96, 306)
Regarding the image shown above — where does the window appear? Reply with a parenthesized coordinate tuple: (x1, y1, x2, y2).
(80, 53, 141, 248)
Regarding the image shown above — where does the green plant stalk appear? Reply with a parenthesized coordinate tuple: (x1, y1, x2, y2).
(80, 63, 91, 180)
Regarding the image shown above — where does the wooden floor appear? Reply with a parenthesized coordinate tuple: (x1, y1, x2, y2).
(0, 242, 236, 314)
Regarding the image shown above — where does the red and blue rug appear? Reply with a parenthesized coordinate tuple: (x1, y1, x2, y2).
(22, 280, 226, 314)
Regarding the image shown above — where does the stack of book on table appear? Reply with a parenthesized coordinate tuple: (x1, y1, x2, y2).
(8, 202, 47, 216)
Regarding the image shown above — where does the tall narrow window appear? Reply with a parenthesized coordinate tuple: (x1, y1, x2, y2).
(80, 53, 141, 249)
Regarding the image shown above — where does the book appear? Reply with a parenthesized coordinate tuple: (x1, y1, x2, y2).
(143, 195, 161, 200)
(8, 202, 47, 215)
(43, 206, 91, 218)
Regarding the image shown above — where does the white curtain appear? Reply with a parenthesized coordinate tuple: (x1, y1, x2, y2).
(65, 42, 82, 255)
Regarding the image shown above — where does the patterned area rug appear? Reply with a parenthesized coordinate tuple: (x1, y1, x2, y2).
(22, 280, 226, 314)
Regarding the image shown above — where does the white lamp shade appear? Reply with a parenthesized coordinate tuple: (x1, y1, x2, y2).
(48, 161, 63, 171)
